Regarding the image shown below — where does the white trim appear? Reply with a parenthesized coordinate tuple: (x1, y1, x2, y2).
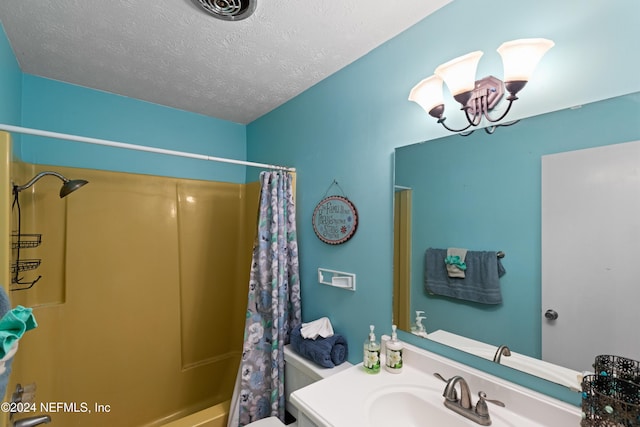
(0, 124, 295, 172)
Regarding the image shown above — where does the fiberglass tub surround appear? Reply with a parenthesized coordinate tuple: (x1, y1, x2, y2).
(8, 163, 260, 426)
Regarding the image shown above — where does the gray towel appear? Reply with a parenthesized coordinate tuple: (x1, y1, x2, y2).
(290, 325, 348, 368)
(0, 286, 9, 318)
(424, 248, 506, 304)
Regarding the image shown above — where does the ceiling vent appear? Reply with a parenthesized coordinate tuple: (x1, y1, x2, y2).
(192, 0, 256, 21)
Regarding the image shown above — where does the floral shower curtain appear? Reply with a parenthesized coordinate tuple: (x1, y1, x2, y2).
(235, 171, 302, 426)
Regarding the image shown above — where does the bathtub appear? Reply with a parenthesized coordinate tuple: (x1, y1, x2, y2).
(161, 400, 230, 427)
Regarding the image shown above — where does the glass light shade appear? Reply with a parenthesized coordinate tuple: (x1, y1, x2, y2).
(408, 75, 444, 115)
(434, 51, 483, 96)
(497, 38, 555, 82)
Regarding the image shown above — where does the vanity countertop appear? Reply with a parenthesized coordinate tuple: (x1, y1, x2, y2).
(290, 338, 581, 427)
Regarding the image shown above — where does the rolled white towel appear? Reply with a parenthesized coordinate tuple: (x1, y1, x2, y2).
(301, 317, 334, 339)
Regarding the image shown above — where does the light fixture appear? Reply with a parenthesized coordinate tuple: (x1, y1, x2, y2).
(409, 38, 554, 135)
(191, 0, 257, 21)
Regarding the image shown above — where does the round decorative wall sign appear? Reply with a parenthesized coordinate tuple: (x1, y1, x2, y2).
(312, 195, 358, 245)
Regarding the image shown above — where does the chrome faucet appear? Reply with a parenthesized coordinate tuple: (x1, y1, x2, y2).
(493, 345, 511, 363)
(434, 373, 505, 426)
(13, 415, 51, 427)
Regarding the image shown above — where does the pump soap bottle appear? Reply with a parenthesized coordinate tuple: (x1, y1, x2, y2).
(385, 324, 403, 373)
(363, 324, 380, 374)
(411, 310, 428, 338)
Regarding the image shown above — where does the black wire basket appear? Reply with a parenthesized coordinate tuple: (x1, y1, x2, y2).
(593, 355, 640, 385)
(581, 356, 640, 427)
(10, 259, 41, 274)
(11, 233, 42, 249)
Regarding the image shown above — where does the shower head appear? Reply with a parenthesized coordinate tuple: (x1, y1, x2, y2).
(13, 171, 89, 198)
(59, 178, 89, 198)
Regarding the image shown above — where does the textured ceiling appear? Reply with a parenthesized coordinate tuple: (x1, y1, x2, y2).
(0, 0, 451, 124)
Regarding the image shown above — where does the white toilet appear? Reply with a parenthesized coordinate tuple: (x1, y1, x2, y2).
(245, 344, 352, 427)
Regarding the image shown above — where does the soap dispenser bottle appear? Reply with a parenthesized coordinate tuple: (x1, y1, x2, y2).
(411, 310, 427, 337)
(363, 324, 380, 374)
(385, 324, 403, 373)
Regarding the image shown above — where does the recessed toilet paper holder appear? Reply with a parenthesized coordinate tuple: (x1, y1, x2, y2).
(317, 268, 356, 291)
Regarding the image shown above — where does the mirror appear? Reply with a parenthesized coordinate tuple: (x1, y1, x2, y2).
(392, 92, 640, 390)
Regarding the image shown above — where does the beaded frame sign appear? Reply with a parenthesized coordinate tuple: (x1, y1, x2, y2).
(312, 195, 358, 245)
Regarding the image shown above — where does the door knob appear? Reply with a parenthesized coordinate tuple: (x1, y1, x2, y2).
(544, 309, 558, 320)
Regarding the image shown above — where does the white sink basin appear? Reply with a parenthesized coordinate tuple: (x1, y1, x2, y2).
(364, 384, 533, 427)
(365, 385, 470, 427)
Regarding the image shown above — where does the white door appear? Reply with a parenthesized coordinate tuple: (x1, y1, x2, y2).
(541, 140, 640, 372)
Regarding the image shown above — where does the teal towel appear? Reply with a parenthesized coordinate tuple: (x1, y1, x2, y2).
(444, 255, 467, 270)
(0, 305, 37, 359)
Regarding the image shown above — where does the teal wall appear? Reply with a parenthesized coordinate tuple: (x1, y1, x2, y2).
(1, 20, 245, 182)
(0, 24, 21, 127)
(247, 0, 640, 405)
(18, 75, 247, 183)
(1, 0, 640, 406)
(396, 93, 640, 360)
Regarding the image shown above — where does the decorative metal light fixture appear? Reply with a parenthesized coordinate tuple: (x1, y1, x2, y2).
(409, 38, 554, 135)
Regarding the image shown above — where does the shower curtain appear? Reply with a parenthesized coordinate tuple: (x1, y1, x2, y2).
(229, 171, 302, 427)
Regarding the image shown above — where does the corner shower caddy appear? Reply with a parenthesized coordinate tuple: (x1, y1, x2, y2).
(11, 193, 43, 290)
(11, 233, 42, 272)
(11, 232, 43, 290)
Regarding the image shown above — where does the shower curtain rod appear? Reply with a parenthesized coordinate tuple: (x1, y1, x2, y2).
(0, 124, 296, 172)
